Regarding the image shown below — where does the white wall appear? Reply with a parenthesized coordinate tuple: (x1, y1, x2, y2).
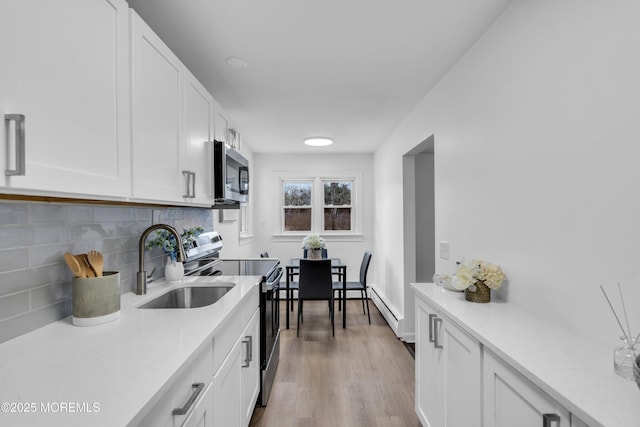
(374, 0, 640, 344)
(252, 153, 374, 282)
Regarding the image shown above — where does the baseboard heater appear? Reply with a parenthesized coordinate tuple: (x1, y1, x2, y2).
(369, 287, 398, 321)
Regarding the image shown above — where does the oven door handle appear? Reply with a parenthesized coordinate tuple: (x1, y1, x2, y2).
(265, 267, 283, 290)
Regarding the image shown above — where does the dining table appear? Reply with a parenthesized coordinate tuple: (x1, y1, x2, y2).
(284, 258, 347, 329)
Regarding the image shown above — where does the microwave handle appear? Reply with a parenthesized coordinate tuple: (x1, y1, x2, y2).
(239, 166, 249, 195)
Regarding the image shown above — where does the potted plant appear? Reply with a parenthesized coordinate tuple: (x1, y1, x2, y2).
(145, 226, 204, 282)
(451, 258, 506, 303)
(302, 233, 326, 259)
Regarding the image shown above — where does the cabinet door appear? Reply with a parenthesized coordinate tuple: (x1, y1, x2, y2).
(212, 337, 242, 427)
(0, 0, 131, 197)
(183, 71, 214, 204)
(442, 319, 481, 427)
(415, 298, 442, 427)
(131, 9, 183, 203)
(484, 349, 570, 427)
(241, 309, 260, 427)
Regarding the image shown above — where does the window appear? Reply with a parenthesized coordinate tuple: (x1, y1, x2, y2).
(323, 180, 352, 231)
(282, 180, 312, 231)
(279, 175, 359, 235)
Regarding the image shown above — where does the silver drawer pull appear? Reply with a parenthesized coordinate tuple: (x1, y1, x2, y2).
(242, 336, 252, 367)
(433, 317, 443, 349)
(542, 413, 561, 427)
(428, 314, 436, 343)
(4, 114, 25, 176)
(172, 382, 205, 415)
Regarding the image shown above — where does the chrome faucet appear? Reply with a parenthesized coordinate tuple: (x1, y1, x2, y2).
(137, 224, 186, 295)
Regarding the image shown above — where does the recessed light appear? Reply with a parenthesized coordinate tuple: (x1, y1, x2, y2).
(304, 137, 333, 147)
(226, 56, 248, 69)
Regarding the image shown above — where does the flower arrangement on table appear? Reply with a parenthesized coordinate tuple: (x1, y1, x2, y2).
(452, 259, 506, 303)
(302, 233, 326, 250)
(145, 226, 204, 261)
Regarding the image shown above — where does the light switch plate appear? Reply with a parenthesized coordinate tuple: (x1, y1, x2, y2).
(439, 241, 449, 260)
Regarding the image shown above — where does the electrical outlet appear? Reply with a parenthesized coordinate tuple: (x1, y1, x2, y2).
(439, 241, 449, 260)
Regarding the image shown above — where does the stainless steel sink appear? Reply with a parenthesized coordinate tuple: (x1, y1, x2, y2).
(138, 284, 235, 309)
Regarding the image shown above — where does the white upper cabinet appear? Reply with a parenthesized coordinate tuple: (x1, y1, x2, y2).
(131, 10, 216, 206)
(183, 71, 215, 204)
(0, 0, 131, 198)
(130, 9, 183, 203)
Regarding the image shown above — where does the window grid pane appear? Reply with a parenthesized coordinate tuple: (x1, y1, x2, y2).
(324, 207, 351, 231)
(323, 181, 352, 206)
(283, 181, 312, 206)
(284, 208, 311, 231)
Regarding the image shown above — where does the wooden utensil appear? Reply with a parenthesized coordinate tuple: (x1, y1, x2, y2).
(71, 254, 89, 278)
(79, 254, 97, 277)
(63, 252, 85, 278)
(87, 250, 104, 277)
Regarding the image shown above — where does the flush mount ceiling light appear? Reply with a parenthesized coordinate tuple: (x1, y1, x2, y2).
(304, 137, 333, 147)
(226, 56, 248, 69)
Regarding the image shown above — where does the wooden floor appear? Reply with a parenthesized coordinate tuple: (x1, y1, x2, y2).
(249, 299, 421, 427)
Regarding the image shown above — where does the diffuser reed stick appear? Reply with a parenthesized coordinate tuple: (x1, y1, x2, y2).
(600, 285, 630, 341)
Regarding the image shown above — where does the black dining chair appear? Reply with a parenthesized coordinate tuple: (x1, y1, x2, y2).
(297, 259, 334, 337)
(303, 248, 328, 259)
(333, 251, 372, 324)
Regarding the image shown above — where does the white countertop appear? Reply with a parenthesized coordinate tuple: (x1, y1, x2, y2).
(411, 283, 640, 427)
(0, 275, 261, 427)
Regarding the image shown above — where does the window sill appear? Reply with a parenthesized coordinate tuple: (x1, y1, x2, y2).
(271, 233, 364, 243)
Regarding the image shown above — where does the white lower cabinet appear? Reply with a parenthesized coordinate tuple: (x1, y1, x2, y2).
(240, 310, 260, 427)
(212, 336, 243, 427)
(415, 296, 481, 427)
(415, 287, 590, 427)
(212, 307, 260, 427)
(483, 349, 570, 427)
(138, 293, 260, 427)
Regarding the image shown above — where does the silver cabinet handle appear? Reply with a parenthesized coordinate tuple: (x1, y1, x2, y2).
(182, 171, 192, 198)
(182, 171, 196, 198)
(428, 314, 436, 343)
(433, 317, 443, 349)
(543, 413, 561, 427)
(172, 382, 205, 415)
(4, 114, 25, 176)
(242, 336, 252, 367)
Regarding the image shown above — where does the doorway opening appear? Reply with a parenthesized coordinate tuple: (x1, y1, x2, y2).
(402, 134, 435, 342)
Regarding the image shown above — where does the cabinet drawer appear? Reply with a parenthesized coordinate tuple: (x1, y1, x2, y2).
(139, 341, 213, 427)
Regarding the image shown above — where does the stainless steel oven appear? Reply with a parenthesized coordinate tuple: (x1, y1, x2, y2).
(185, 252, 282, 407)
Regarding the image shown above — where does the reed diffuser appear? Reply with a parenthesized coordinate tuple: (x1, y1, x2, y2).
(600, 283, 638, 380)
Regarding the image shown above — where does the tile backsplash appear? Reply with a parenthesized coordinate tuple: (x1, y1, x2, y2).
(0, 200, 214, 344)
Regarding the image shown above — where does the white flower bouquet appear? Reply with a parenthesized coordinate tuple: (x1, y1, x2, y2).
(302, 233, 326, 250)
(452, 258, 506, 291)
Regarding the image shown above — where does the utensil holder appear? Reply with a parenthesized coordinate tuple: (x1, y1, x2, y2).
(72, 272, 121, 326)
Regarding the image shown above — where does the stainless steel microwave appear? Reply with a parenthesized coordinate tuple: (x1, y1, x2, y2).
(213, 140, 249, 205)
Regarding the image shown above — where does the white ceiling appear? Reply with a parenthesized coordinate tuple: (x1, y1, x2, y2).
(127, 0, 513, 154)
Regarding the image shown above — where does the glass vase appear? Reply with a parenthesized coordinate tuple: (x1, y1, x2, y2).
(614, 336, 638, 380)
